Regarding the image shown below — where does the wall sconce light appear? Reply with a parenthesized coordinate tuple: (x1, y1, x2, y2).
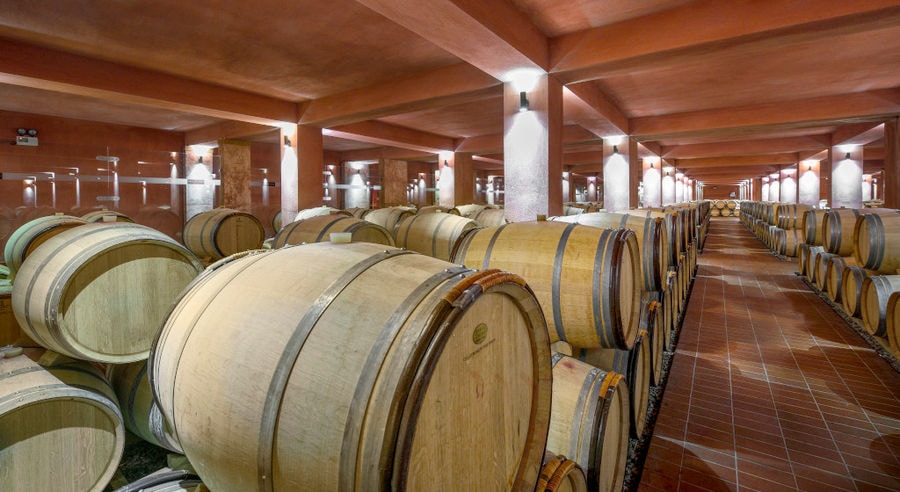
(845, 152, 851, 160)
(649, 162, 655, 169)
(807, 163, 813, 171)
(284, 135, 292, 147)
(519, 91, 529, 112)
(666, 171, 671, 176)
(612, 145, 619, 154)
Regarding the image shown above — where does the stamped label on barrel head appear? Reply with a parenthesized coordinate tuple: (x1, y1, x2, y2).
(472, 323, 488, 344)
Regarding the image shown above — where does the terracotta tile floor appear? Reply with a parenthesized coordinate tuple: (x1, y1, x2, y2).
(638, 218, 900, 492)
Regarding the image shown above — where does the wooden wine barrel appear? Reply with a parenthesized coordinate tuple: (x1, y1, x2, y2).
(802, 209, 828, 246)
(292, 206, 350, 222)
(776, 228, 802, 257)
(860, 275, 900, 337)
(363, 206, 416, 235)
(3, 214, 87, 277)
(107, 360, 183, 453)
(272, 214, 394, 248)
(536, 453, 588, 492)
(550, 212, 669, 292)
(0, 349, 125, 492)
(114, 470, 205, 492)
(823, 208, 899, 257)
(450, 203, 486, 218)
(134, 206, 182, 240)
(416, 204, 456, 215)
(801, 245, 825, 281)
(452, 221, 642, 350)
(840, 265, 870, 317)
(814, 252, 840, 291)
(577, 329, 651, 438)
(807, 247, 829, 283)
(344, 207, 371, 219)
(775, 204, 811, 230)
(183, 208, 265, 261)
(81, 209, 135, 223)
(825, 256, 858, 303)
(472, 207, 508, 227)
(13, 223, 204, 363)
(624, 209, 679, 266)
(853, 212, 900, 275)
(886, 292, 900, 358)
(546, 353, 629, 492)
(150, 242, 552, 491)
(640, 295, 664, 386)
(394, 211, 479, 262)
(797, 243, 812, 276)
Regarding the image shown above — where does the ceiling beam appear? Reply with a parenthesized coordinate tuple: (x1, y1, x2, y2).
(550, 0, 900, 82)
(563, 81, 629, 135)
(300, 63, 500, 127)
(186, 121, 278, 146)
(355, 0, 548, 78)
(325, 121, 458, 154)
(832, 122, 885, 146)
(661, 136, 830, 159)
(0, 37, 299, 126)
(631, 90, 900, 140)
(675, 153, 799, 168)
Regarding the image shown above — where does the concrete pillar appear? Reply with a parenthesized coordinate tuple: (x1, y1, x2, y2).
(675, 173, 684, 204)
(296, 125, 325, 212)
(381, 159, 408, 207)
(769, 174, 780, 202)
(437, 152, 475, 208)
(280, 127, 298, 223)
(218, 139, 252, 212)
(604, 138, 629, 212)
(662, 162, 676, 206)
(885, 117, 899, 209)
(185, 145, 216, 220)
(831, 145, 863, 208)
(798, 160, 819, 207)
(780, 167, 797, 204)
(503, 74, 563, 221)
(642, 157, 661, 208)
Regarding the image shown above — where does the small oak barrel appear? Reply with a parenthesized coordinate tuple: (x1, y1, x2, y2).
(551, 212, 669, 293)
(886, 292, 900, 357)
(363, 206, 416, 235)
(860, 275, 900, 337)
(81, 209, 135, 223)
(394, 211, 479, 262)
(272, 214, 394, 248)
(13, 223, 204, 363)
(183, 208, 265, 261)
(577, 329, 652, 438)
(853, 212, 900, 274)
(3, 213, 87, 277)
(0, 349, 125, 492)
(150, 242, 552, 491)
(452, 221, 642, 350)
(536, 453, 588, 492)
(545, 353, 629, 492)
(107, 360, 183, 453)
(840, 265, 870, 317)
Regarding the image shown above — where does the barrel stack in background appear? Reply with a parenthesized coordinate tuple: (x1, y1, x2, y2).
(740, 201, 900, 360)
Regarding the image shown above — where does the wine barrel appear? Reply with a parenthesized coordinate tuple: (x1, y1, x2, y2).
(416, 205, 456, 215)
(363, 206, 416, 235)
(823, 208, 898, 257)
(272, 214, 394, 248)
(3, 214, 87, 277)
(807, 247, 829, 284)
(13, 223, 204, 363)
(183, 208, 265, 261)
(450, 203, 486, 218)
(81, 209, 135, 223)
(344, 207, 371, 219)
(150, 242, 552, 491)
(886, 292, 900, 357)
(546, 353, 629, 492)
(825, 256, 858, 303)
(853, 212, 900, 275)
(550, 212, 669, 292)
(536, 453, 588, 492)
(113, 470, 205, 492)
(640, 295, 664, 386)
(814, 252, 839, 291)
(472, 207, 508, 227)
(577, 329, 651, 438)
(623, 209, 678, 266)
(840, 265, 870, 317)
(860, 275, 900, 337)
(776, 228, 803, 257)
(107, 360, 182, 453)
(452, 221, 641, 349)
(134, 206, 182, 240)
(0, 349, 125, 492)
(802, 209, 828, 246)
(394, 211, 479, 262)
(292, 206, 350, 222)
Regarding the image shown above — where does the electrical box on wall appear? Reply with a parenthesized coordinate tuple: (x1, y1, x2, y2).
(15, 136, 38, 146)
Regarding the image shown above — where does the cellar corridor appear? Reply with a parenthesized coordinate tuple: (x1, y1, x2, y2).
(638, 218, 900, 491)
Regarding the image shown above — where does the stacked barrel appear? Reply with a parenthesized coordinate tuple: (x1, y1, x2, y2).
(709, 199, 740, 217)
(741, 202, 900, 359)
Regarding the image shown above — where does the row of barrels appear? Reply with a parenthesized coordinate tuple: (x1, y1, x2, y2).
(0, 198, 712, 491)
(740, 201, 900, 358)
